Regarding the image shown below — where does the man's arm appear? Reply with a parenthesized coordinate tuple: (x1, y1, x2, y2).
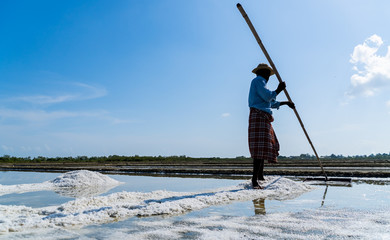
(270, 100, 281, 109)
(275, 82, 286, 95)
(257, 79, 287, 102)
(256, 79, 278, 102)
(279, 101, 295, 109)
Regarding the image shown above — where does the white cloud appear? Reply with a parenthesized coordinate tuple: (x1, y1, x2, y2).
(10, 82, 107, 105)
(387, 100, 390, 107)
(0, 78, 131, 127)
(14, 95, 77, 104)
(1, 145, 14, 152)
(109, 117, 132, 124)
(44, 144, 51, 151)
(0, 81, 126, 124)
(0, 108, 106, 122)
(346, 34, 390, 99)
(347, 34, 390, 98)
(0, 108, 130, 125)
(72, 82, 108, 100)
(221, 113, 231, 118)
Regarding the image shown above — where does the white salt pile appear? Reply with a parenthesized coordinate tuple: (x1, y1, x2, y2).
(0, 181, 53, 197)
(0, 176, 314, 233)
(86, 208, 390, 240)
(0, 170, 122, 198)
(50, 170, 121, 188)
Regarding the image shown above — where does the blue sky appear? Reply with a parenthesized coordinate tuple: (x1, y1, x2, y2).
(1, 0, 390, 158)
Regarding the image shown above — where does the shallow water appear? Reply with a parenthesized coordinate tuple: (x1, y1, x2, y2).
(1, 171, 389, 239)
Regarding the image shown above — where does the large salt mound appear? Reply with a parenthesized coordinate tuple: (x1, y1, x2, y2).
(50, 170, 121, 188)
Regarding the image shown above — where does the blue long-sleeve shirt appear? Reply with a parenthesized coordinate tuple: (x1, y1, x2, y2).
(248, 75, 280, 115)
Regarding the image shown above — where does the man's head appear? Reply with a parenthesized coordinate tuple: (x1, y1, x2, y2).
(252, 63, 274, 80)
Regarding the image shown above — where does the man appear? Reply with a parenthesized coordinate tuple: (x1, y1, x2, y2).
(248, 63, 295, 189)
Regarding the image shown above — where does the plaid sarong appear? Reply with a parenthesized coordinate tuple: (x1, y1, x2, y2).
(248, 108, 279, 163)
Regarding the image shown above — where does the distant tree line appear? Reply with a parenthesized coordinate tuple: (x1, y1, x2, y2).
(278, 153, 390, 160)
(0, 153, 390, 163)
(0, 155, 223, 163)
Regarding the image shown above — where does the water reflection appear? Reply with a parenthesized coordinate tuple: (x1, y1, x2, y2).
(321, 185, 328, 207)
(252, 184, 340, 214)
(54, 185, 119, 198)
(253, 198, 266, 215)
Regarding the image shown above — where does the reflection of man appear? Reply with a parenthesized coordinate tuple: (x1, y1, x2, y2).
(253, 198, 266, 215)
(248, 63, 295, 189)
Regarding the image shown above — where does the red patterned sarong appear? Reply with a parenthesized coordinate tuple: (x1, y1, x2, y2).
(248, 108, 279, 163)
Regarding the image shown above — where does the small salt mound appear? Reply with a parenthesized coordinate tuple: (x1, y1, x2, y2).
(0, 170, 122, 198)
(50, 170, 121, 188)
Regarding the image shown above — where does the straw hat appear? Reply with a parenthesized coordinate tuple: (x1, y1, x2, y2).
(252, 63, 275, 75)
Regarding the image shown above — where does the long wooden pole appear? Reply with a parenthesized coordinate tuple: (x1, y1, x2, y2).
(237, 3, 327, 180)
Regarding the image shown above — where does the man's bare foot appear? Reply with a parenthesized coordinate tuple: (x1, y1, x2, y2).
(252, 184, 263, 189)
(252, 178, 263, 189)
(257, 176, 265, 181)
